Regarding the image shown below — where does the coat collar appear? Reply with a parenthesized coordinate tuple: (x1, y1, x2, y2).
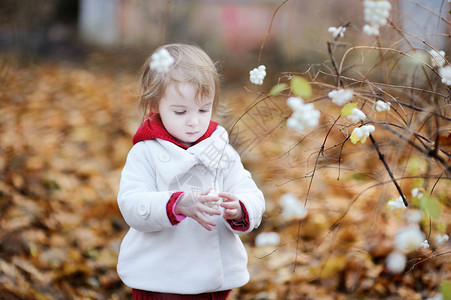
(155, 125, 234, 172)
(132, 113, 219, 149)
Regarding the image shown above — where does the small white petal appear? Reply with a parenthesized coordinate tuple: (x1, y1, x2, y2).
(363, 24, 380, 36)
(281, 193, 308, 219)
(354, 127, 364, 138)
(286, 117, 298, 129)
(376, 100, 391, 112)
(435, 234, 449, 245)
(286, 98, 320, 133)
(420, 240, 430, 249)
(249, 65, 267, 85)
(388, 196, 406, 210)
(150, 48, 175, 73)
(429, 50, 446, 68)
(328, 89, 353, 106)
(439, 65, 451, 86)
(406, 209, 423, 223)
(394, 225, 425, 252)
(364, 124, 375, 133)
(386, 251, 406, 273)
(255, 232, 281, 247)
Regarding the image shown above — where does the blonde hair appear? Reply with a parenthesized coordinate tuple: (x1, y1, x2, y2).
(138, 44, 220, 121)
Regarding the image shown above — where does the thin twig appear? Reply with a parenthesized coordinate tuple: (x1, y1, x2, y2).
(257, 0, 289, 65)
(329, 174, 450, 233)
(337, 46, 440, 85)
(406, 250, 451, 273)
(368, 133, 408, 206)
(378, 123, 451, 175)
(293, 117, 341, 272)
(327, 41, 345, 88)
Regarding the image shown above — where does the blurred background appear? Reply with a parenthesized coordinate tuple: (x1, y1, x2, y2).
(1, 0, 449, 81)
(0, 0, 450, 299)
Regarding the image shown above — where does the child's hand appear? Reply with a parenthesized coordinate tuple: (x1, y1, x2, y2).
(219, 192, 243, 221)
(174, 190, 221, 231)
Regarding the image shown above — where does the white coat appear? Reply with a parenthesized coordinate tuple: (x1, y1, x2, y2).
(117, 126, 265, 294)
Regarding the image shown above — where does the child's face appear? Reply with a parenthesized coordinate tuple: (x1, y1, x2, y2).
(158, 82, 213, 147)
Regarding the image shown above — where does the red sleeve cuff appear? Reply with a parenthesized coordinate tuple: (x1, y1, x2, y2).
(166, 192, 186, 225)
(227, 201, 250, 231)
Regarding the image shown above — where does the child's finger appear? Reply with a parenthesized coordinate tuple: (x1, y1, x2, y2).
(201, 195, 219, 203)
(218, 192, 238, 202)
(223, 209, 237, 219)
(220, 199, 239, 208)
(195, 212, 217, 231)
(201, 205, 221, 216)
(200, 188, 214, 196)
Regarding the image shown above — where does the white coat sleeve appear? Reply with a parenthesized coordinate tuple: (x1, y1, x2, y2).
(117, 142, 173, 232)
(222, 148, 265, 234)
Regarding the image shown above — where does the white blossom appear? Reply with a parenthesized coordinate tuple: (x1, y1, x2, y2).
(388, 196, 407, 210)
(375, 100, 391, 112)
(347, 108, 367, 123)
(328, 26, 346, 38)
(411, 188, 423, 199)
(150, 48, 174, 73)
(351, 124, 375, 144)
(394, 225, 425, 252)
(363, 24, 380, 36)
(280, 193, 308, 220)
(386, 250, 406, 273)
(406, 209, 423, 223)
(363, 0, 391, 36)
(435, 233, 449, 245)
(439, 65, 451, 85)
(420, 240, 430, 249)
(249, 65, 266, 85)
(429, 50, 446, 68)
(328, 89, 353, 106)
(359, 124, 375, 136)
(286, 97, 320, 133)
(255, 232, 281, 247)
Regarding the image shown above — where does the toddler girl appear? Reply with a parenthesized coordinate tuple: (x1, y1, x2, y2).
(117, 44, 265, 299)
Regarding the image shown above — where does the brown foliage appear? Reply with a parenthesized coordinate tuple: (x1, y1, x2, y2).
(0, 58, 450, 300)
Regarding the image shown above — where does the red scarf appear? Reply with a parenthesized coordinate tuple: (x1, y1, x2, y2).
(132, 113, 218, 149)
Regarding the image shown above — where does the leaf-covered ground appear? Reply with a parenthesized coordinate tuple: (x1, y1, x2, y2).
(0, 56, 450, 300)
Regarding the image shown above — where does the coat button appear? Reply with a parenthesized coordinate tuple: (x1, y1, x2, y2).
(138, 203, 148, 216)
(158, 152, 170, 162)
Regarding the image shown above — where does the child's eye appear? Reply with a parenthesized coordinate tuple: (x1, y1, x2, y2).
(174, 111, 186, 115)
(199, 109, 210, 113)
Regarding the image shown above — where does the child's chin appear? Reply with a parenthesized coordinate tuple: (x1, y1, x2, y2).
(177, 137, 198, 146)
(184, 135, 201, 143)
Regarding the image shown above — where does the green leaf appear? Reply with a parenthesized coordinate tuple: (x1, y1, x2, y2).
(437, 222, 446, 232)
(407, 156, 425, 174)
(270, 83, 288, 96)
(291, 76, 312, 98)
(341, 103, 357, 117)
(419, 195, 442, 219)
(440, 280, 451, 300)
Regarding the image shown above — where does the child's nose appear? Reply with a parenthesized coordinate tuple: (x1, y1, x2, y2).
(187, 116, 199, 127)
